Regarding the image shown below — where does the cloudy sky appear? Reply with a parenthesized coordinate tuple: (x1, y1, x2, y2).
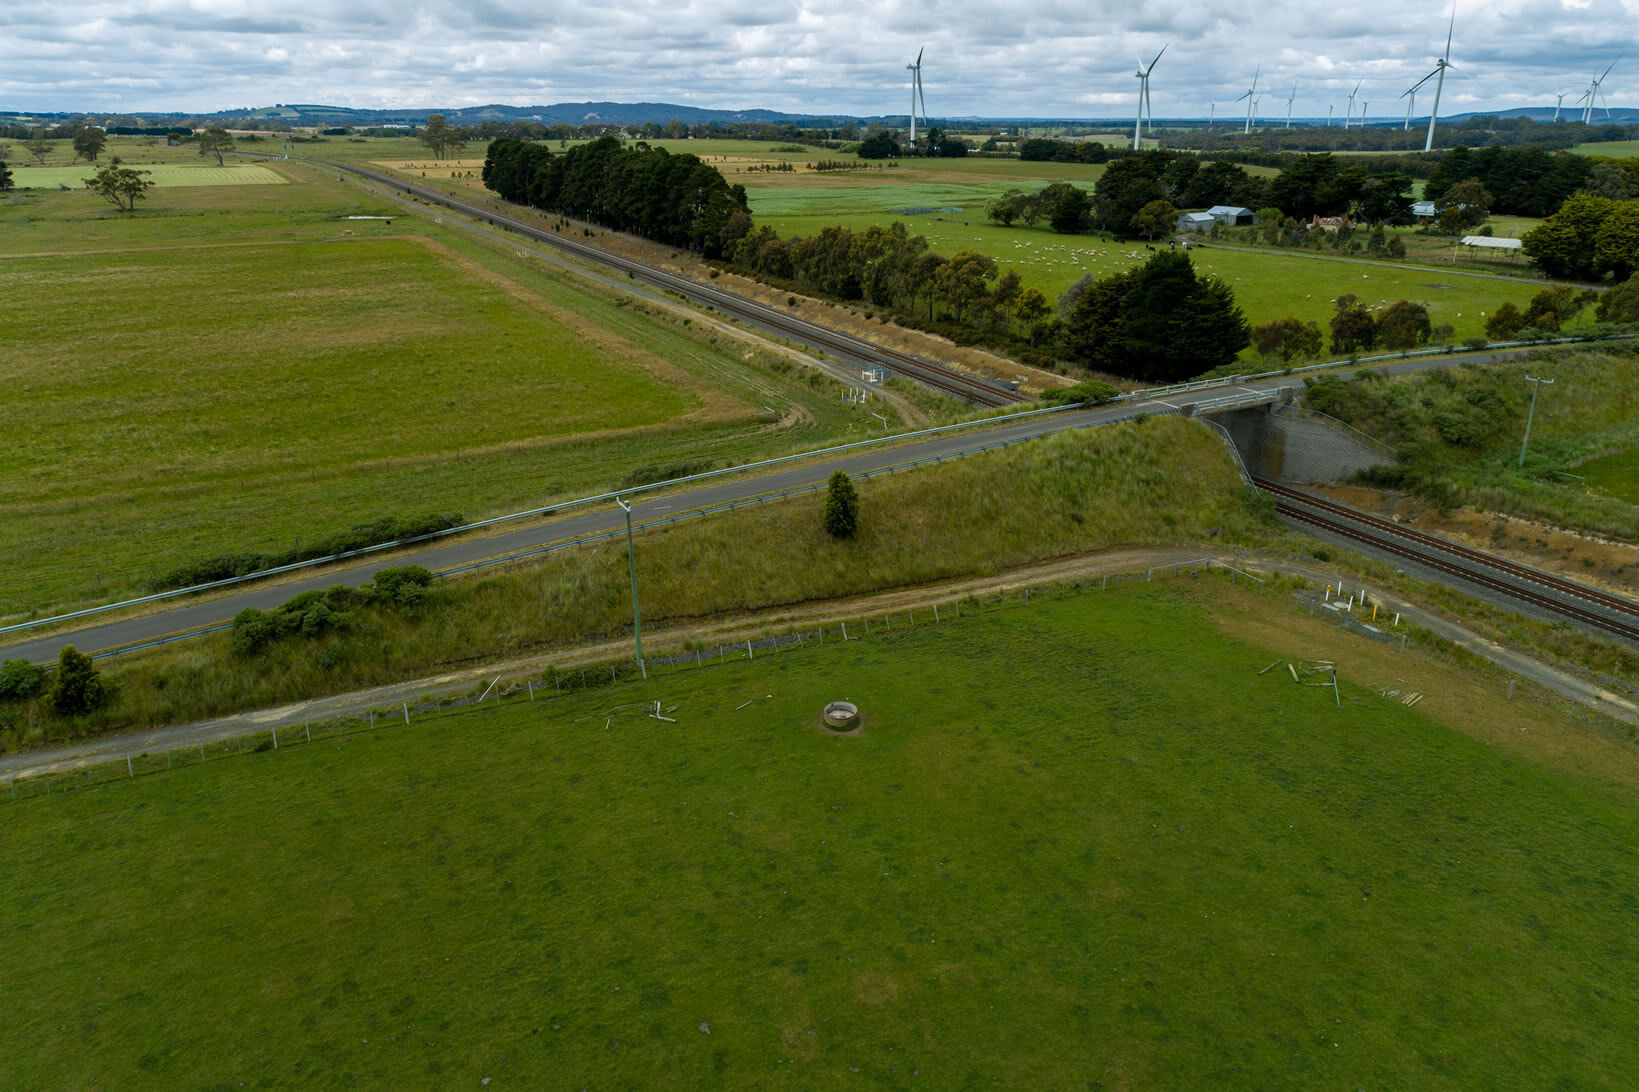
(2, 0, 1635, 119)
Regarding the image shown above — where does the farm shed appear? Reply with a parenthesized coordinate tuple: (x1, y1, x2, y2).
(1206, 205, 1254, 227)
(1177, 211, 1216, 232)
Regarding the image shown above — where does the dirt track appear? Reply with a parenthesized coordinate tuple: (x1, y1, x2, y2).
(5, 545, 1635, 781)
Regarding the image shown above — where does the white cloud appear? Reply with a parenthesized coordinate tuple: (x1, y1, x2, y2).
(0, 0, 1634, 115)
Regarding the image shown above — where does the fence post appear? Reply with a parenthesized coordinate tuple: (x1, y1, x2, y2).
(933, 604, 939, 622)
(842, 622, 848, 640)
(272, 726, 278, 750)
(747, 640, 754, 660)
(128, 756, 134, 778)
(528, 681, 535, 701)
(200, 743, 206, 762)
(305, 724, 311, 742)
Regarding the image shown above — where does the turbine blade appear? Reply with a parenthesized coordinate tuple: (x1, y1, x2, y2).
(917, 46, 923, 66)
(1150, 43, 1168, 69)
(1444, 0, 1455, 61)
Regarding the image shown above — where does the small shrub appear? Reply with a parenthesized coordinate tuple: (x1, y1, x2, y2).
(0, 658, 46, 701)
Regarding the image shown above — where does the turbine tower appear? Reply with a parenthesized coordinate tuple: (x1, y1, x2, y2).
(1552, 90, 1566, 123)
(906, 48, 926, 149)
(1285, 85, 1297, 128)
(1420, 1, 1456, 153)
(1132, 45, 1167, 151)
(1235, 65, 1260, 134)
(1345, 80, 1362, 128)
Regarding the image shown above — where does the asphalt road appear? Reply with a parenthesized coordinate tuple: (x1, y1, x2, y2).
(1, 334, 1585, 667)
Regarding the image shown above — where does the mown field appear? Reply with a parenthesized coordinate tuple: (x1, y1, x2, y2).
(0, 156, 865, 617)
(1574, 140, 1639, 158)
(6, 579, 1639, 1086)
(9, 164, 287, 188)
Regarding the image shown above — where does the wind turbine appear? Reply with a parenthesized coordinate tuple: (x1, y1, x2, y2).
(1419, 1, 1456, 152)
(1345, 80, 1362, 128)
(906, 48, 926, 149)
(1401, 69, 1437, 130)
(1362, 100, 1370, 125)
(1208, 101, 1216, 130)
(1285, 85, 1297, 128)
(1552, 90, 1566, 123)
(1582, 58, 1619, 125)
(1327, 104, 1334, 126)
(1132, 44, 1167, 150)
(1235, 65, 1260, 134)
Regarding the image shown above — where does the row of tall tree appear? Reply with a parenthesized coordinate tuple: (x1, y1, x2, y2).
(1521, 193, 1639, 281)
(482, 136, 751, 257)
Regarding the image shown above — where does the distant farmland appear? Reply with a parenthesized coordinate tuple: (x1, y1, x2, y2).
(9, 164, 288, 188)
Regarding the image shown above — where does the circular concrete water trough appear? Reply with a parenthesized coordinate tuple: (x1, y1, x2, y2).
(822, 701, 860, 733)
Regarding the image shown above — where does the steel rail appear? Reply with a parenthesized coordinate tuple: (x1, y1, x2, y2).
(1257, 478, 1639, 643)
(319, 159, 1023, 407)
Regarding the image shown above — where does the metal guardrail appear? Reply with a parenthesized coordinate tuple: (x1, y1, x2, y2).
(1, 401, 1090, 640)
(63, 411, 1182, 663)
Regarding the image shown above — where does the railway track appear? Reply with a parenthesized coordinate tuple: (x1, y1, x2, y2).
(1256, 477, 1639, 644)
(320, 160, 1024, 408)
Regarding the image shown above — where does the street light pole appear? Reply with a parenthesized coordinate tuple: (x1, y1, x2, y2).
(615, 496, 646, 679)
(1518, 375, 1554, 469)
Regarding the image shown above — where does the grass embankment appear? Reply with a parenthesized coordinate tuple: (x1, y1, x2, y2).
(0, 167, 871, 617)
(1304, 345, 1639, 542)
(0, 418, 1268, 749)
(6, 581, 1639, 1086)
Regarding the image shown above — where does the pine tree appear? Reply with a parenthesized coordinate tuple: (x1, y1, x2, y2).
(823, 471, 860, 538)
(51, 645, 107, 716)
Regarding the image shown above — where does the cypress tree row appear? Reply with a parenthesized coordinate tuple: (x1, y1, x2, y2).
(483, 136, 751, 258)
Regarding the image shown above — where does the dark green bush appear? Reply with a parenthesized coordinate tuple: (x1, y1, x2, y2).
(51, 645, 107, 716)
(0, 658, 46, 701)
(150, 513, 463, 592)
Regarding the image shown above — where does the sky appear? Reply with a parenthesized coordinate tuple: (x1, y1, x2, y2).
(2, 0, 1636, 120)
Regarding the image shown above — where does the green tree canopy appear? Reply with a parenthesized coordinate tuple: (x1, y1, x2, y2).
(83, 165, 153, 212)
(1595, 274, 1639, 325)
(197, 126, 235, 166)
(856, 131, 900, 159)
(51, 645, 107, 716)
(24, 130, 52, 165)
(418, 114, 465, 160)
(0, 160, 12, 193)
(72, 126, 107, 163)
(1329, 294, 1378, 354)
(1522, 192, 1621, 279)
(1377, 300, 1433, 350)
(1130, 198, 1178, 240)
(1251, 316, 1324, 363)
(1062, 250, 1250, 382)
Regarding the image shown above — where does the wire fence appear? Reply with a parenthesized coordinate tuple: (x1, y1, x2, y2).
(4, 557, 1280, 805)
(12, 552, 1609, 806)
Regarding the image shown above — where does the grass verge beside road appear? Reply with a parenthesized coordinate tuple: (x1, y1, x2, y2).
(0, 418, 1267, 749)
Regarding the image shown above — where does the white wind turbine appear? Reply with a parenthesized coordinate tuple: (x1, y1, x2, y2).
(1552, 90, 1566, 123)
(1582, 58, 1619, 125)
(1285, 85, 1297, 128)
(1235, 65, 1261, 134)
(1401, 69, 1437, 130)
(1132, 44, 1167, 150)
(1418, 1, 1456, 152)
(906, 48, 926, 149)
(1344, 80, 1362, 128)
